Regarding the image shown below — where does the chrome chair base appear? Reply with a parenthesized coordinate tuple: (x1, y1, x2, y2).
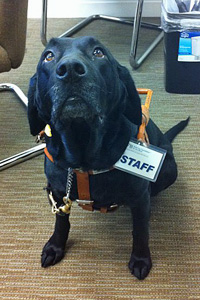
(41, 0, 163, 69)
(0, 144, 45, 171)
(0, 83, 28, 107)
(0, 84, 45, 171)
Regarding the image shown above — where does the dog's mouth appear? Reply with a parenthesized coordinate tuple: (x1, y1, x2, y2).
(67, 96, 81, 103)
(52, 95, 104, 125)
(62, 96, 93, 117)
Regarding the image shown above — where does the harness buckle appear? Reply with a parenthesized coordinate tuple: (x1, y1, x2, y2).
(48, 191, 72, 216)
(48, 191, 60, 215)
(36, 130, 45, 143)
(76, 199, 94, 212)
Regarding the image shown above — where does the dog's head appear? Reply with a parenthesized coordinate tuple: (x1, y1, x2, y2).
(28, 36, 141, 136)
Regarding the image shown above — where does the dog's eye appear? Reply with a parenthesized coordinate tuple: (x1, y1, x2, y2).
(93, 48, 105, 58)
(44, 51, 55, 62)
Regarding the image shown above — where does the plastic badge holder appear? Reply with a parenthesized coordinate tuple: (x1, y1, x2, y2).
(114, 139, 167, 182)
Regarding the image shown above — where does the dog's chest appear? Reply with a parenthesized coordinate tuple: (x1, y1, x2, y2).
(70, 169, 143, 209)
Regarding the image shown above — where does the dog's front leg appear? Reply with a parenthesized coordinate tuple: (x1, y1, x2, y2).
(41, 213, 70, 268)
(128, 193, 152, 280)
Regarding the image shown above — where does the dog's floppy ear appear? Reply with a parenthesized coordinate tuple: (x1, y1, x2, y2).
(118, 65, 142, 125)
(28, 74, 46, 136)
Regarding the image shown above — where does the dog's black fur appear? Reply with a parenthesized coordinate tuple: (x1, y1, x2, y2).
(28, 36, 189, 280)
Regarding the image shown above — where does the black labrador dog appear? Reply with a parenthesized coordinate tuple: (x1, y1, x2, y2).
(28, 36, 189, 280)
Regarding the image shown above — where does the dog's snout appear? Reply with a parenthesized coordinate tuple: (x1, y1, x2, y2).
(56, 59, 86, 80)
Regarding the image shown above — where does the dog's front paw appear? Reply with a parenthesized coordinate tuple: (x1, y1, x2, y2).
(41, 239, 65, 268)
(128, 253, 152, 280)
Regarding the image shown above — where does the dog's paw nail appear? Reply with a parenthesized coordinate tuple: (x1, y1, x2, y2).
(41, 241, 65, 268)
(41, 253, 55, 268)
(128, 254, 152, 280)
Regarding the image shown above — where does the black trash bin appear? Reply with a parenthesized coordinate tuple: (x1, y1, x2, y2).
(161, 0, 200, 94)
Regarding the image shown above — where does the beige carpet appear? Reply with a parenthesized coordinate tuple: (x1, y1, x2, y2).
(0, 18, 200, 299)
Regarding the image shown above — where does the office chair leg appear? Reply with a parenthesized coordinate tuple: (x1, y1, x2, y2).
(0, 83, 45, 171)
(41, 0, 163, 69)
(130, 0, 164, 69)
(0, 83, 28, 107)
(0, 144, 46, 171)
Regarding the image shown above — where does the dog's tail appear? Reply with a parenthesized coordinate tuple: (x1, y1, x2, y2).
(164, 117, 190, 143)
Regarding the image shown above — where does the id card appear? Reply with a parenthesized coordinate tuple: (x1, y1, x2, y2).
(114, 139, 166, 182)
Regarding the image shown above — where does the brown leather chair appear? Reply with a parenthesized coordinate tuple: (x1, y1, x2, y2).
(0, 0, 45, 171)
(0, 0, 28, 73)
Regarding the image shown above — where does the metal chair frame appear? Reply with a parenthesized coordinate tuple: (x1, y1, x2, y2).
(41, 0, 164, 69)
(0, 0, 163, 171)
(0, 84, 45, 171)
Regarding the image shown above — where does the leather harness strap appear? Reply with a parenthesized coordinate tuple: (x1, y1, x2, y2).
(136, 88, 153, 144)
(73, 170, 94, 212)
(40, 88, 153, 214)
(44, 147, 54, 163)
(74, 171, 91, 200)
(73, 170, 117, 213)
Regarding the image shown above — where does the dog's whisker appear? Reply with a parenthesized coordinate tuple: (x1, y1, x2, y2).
(43, 85, 57, 99)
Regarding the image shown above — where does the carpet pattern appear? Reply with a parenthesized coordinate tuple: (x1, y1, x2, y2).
(0, 18, 199, 299)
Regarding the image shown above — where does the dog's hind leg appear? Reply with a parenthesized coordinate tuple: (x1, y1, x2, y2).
(150, 153, 178, 197)
(41, 212, 70, 268)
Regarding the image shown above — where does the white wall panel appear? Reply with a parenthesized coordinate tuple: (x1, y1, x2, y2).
(28, 0, 162, 18)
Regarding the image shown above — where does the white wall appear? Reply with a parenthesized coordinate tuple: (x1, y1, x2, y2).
(28, 0, 162, 18)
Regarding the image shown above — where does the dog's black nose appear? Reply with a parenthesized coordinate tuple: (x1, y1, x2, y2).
(56, 59, 86, 80)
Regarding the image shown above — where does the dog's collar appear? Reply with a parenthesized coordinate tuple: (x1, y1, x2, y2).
(44, 147, 113, 174)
